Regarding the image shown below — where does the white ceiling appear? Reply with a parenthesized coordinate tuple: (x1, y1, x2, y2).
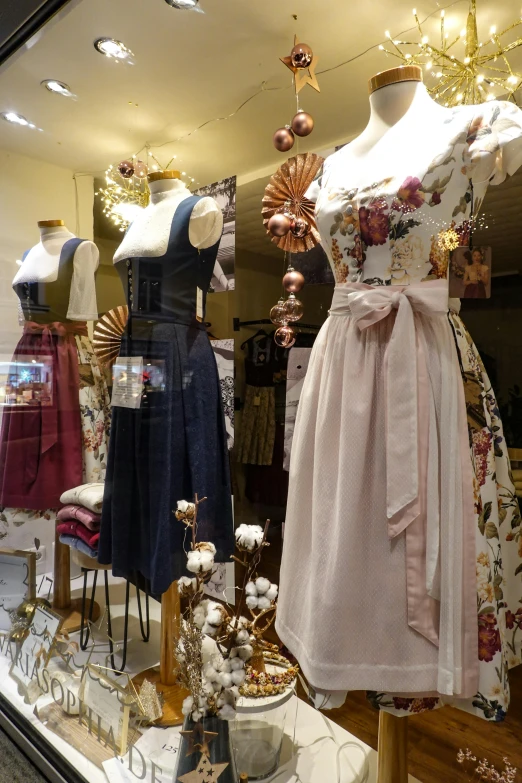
(0, 0, 522, 271)
(0, 0, 520, 188)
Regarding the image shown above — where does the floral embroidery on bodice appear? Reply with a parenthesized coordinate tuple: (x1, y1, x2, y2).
(309, 101, 522, 287)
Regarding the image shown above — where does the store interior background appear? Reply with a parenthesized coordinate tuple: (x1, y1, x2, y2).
(0, 0, 522, 779)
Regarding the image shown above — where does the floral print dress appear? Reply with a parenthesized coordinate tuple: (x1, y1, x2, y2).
(276, 100, 522, 722)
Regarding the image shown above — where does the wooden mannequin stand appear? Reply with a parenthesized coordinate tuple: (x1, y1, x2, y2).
(52, 532, 100, 632)
(377, 712, 409, 783)
(131, 580, 188, 726)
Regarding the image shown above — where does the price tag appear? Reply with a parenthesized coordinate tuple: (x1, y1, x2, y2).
(196, 287, 204, 322)
(111, 357, 143, 409)
(253, 395, 261, 407)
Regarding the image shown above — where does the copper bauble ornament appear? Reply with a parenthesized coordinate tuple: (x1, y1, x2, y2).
(270, 298, 287, 326)
(291, 42, 313, 69)
(274, 325, 296, 348)
(283, 266, 305, 293)
(268, 212, 292, 237)
(273, 127, 295, 152)
(290, 216, 310, 238)
(283, 293, 304, 322)
(133, 159, 148, 178)
(291, 110, 314, 137)
(118, 159, 135, 178)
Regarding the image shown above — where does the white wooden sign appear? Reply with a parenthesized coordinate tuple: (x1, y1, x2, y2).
(10, 603, 63, 702)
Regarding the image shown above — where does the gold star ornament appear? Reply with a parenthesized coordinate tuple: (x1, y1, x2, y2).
(281, 35, 320, 94)
(177, 753, 229, 783)
(179, 722, 219, 757)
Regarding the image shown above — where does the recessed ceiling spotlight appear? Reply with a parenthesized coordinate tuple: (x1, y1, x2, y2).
(41, 80, 77, 99)
(1, 111, 42, 130)
(94, 38, 134, 62)
(164, 0, 201, 9)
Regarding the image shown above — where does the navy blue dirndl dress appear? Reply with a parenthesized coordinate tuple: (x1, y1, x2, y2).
(98, 196, 234, 595)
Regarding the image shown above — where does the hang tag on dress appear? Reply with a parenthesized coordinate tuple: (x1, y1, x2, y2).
(111, 357, 144, 409)
(196, 287, 203, 322)
(253, 395, 261, 407)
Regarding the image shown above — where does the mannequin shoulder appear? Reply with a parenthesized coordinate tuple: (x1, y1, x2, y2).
(189, 196, 223, 249)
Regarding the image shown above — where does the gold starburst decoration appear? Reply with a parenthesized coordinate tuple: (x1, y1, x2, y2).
(97, 162, 151, 232)
(380, 0, 522, 106)
(438, 226, 460, 251)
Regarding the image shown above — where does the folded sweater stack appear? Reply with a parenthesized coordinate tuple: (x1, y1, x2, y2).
(58, 482, 105, 560)
(513, 469, 522, 499)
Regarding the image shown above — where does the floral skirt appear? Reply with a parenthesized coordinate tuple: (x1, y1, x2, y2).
(0, 335, 111, 544)
(370, 314, 521, 721)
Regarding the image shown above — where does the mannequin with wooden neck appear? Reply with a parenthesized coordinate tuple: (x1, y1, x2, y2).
(113, 170, 229, 289)
(12, 220, 99, 323)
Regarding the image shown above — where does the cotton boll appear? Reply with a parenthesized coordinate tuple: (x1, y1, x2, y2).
(229, 647, 239, 659)
(219, 672, 233, 688)
(177, 500, 189, 513)
(231, 669, 246, 686)
(221, 659, 232, 674)
(182, 696, 194, 716)
(187, 549, 215, 574)
(203, 663, 218, 682)
(193, 603, 207, 629)
(235, 629, 250, 644)
(230, 657, 244, 671)
(202, 622, 218, 637)
(245, 581, 258, 597)
(206, 609, 222, 626)
(238, 644, 253, 661)
(192, 709, 204, 722)
(246, 595, 258, 610)
(235, 524, 264, 552)
(255, 577, 270, 595)
(203, 682, 215, 697)
(218, 704, 236, 721)
(265, 583, 278, 601)
(257, 596, 271, 610)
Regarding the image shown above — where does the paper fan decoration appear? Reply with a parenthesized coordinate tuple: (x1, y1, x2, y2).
(93, 306, 129, 366)
(262, 152, 324, 253)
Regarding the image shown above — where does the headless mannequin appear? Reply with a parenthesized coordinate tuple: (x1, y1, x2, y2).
(114, 173, 229, 289)
(13, 220, 99, 322)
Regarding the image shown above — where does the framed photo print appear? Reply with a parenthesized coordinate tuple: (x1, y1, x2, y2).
(449, 245, 492, 299)
(10, 603, 63, 703)
(0, 548, 36, 631)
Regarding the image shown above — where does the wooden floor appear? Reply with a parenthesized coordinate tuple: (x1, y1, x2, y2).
(260, 520, 522, 782)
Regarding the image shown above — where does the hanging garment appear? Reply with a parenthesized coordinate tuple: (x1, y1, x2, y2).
(98, 196, 234, 596)
(276, 100, 522, 721)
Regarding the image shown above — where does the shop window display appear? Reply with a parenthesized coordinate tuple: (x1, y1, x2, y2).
(0, 2, 522, 783)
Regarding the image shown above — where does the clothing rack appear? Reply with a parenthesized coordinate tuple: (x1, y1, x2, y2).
(233, 318, 320, 331)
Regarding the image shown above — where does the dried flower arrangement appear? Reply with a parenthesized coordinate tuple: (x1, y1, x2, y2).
(174, 496, 298, 723)
(457, 749, 517, 782)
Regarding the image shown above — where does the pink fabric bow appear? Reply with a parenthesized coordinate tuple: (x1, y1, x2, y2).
(340, 281, 449, 536)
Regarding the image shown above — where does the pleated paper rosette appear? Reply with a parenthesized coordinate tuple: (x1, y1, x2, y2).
(262, 152, 324, 253)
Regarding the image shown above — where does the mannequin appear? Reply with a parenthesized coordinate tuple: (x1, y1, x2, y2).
(1, 219, 110, 631)
(100, 169, 234, 723)
(277, 63, 522, 741)
(114, 172, 230, 289)
(13, 219, 99, 322)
